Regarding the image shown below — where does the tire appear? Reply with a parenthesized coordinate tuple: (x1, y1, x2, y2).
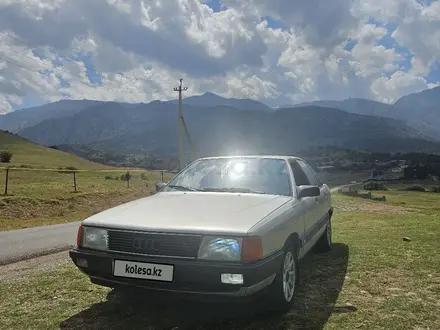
(314, 216, 332, 253)
(267, 244, 299, 312)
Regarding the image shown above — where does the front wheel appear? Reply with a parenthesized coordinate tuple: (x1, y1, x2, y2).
(267, 245, 298, 311)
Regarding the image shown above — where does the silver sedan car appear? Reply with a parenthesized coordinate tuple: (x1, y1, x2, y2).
(70, 155, 333, 311)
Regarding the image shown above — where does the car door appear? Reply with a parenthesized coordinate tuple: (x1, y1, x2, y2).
(288, 159, 320, 251)
(296, 160, 328, 213)
(304, 162, 331, 214)
(296, 159, 329, 243)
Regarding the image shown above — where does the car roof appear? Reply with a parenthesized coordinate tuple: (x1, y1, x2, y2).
(196, 155, 305, 162)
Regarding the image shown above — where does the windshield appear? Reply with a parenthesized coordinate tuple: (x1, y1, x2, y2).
(163, 157, 292, 196)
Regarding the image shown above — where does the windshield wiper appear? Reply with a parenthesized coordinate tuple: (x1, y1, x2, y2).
(167, 185, 201, 192)
(200, 187, 267, 194)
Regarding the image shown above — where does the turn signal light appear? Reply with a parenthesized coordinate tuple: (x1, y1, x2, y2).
(76, 224, 84, 246)
(242, 236, 263, 262)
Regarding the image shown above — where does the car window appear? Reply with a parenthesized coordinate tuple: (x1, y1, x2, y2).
(296, 160, 323, 187)
(164, 157, 293, 196)
(306, 163, 324, 186)
(289, 160, 310, 186)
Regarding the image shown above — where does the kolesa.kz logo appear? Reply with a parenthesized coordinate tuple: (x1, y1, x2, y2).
(125, 264, 162, 276)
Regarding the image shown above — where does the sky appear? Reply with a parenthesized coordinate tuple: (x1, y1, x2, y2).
(0, 0, 440, 113)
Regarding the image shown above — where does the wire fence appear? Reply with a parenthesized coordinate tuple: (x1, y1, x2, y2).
(0, 167, 171, 197)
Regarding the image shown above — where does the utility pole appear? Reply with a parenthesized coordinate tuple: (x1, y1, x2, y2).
(174, 78, 188, 170)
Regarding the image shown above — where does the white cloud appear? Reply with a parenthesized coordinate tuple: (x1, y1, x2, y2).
(371, 70, 431, 103)
(223, 0, 358, 48)
(0, 0, 440, 113)
(391, 1, 440, 70)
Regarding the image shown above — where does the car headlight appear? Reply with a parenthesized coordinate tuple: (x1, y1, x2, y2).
(197, 237, 242, 261)
(80, 226, 108, 251)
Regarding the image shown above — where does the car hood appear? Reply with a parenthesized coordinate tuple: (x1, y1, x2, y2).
(83, 192, 291, 235)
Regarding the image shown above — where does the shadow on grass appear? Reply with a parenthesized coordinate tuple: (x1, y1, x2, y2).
(60, 243, 349, 330)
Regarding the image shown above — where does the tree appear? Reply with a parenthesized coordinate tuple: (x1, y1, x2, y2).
(0, 151, 13, 163)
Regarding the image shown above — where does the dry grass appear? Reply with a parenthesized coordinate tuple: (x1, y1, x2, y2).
(0, 130, 108, 170)
(0, 251, 70, 283)
(0, 130, 175, 230)
(0, 184, 439, 329)
(0, 170, 172, 231)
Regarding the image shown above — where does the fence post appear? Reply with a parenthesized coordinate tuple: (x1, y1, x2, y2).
(161, 171, 164, 182)
(127, 172, 130, 188)
(73, 171, 77, 193)
(4, 168, 9, 196)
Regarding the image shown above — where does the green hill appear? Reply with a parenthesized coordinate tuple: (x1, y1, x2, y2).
(0, 130, 173, 231)
(0, 130, 108, 169)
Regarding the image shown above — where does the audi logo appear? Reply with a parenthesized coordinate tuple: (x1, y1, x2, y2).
(132, 238, 161, 252)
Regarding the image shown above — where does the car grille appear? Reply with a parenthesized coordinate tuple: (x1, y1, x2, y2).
(107, 230, 202, 258)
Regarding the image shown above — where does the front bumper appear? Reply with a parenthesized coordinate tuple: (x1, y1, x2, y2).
(69, 248, 283, 297)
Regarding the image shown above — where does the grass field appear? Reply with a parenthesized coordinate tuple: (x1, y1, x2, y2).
(0, 131, 108, 170)
(0, 184, 439, 329)
(0, 169, 172, 231)
(0, 131, 173, 231)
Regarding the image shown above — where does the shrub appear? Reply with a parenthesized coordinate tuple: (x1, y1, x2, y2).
(65, 166, 78, 171)
(140, 173, 148, 180)
(105, 175, 113, 180)
(403, 185, 426, 192)
(364, 181, 387, 191)
(431, 186, 440, 193)
(0, 151, 13, 163)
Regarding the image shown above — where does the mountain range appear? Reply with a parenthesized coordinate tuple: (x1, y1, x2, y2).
(0, 87, 439, 162)
(290, 87, 440, 140)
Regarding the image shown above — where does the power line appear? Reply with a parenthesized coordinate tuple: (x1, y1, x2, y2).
(174, 78, 188, 170)
(0, 51, 162, 96)
(0, 43, 89, 82)
(1, 32, 100, 76)
(0, 54, 42, 74)
(0, 43, 157, 93)
(0, 32, 179, 84)
(0, 32, 185, 98)
(173, 78, 198, 169)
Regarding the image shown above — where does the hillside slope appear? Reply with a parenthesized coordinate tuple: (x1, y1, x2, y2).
(175, 92, 272, 111)
(0, 100, 104, 133)
(292, 98, 392, 117)
(389, 86, 440, 140)
(0, 130, 109, 169)
(17, 103, 440, 156)
(289, 89, 440, 141)
(0, 93, 272, 134)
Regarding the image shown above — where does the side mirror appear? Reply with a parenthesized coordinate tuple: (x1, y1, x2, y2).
(297, 185, 320, 199)
(155, 182, 167, 192)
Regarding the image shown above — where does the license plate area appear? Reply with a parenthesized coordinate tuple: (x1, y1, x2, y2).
(113, 260, 174, 282)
